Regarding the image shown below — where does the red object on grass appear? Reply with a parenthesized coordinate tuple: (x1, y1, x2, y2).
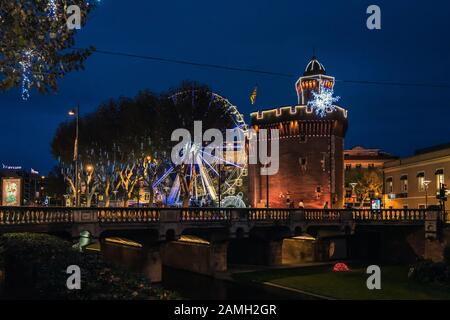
(333, 262, 350, 272)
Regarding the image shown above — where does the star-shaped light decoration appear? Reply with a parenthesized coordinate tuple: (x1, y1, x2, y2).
(307, 85, 340, 118)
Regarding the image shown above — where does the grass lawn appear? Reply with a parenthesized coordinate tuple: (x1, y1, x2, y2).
(233, 265, 450, 300)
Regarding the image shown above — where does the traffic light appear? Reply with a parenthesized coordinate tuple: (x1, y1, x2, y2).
(438, 184, 448, 201)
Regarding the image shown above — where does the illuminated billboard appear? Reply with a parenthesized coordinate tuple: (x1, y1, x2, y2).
(1, 178, 22, 206)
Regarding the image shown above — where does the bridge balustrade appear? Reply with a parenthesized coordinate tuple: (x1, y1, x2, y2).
(180, 208, 232, 222)
(0, 207, 433, 230)
(352, 209, 426, 222)
(248, 208, 291, 221)
(0, 207, 73, 225)
(97, 208, 160, 223)
(303, 209, 343, 222)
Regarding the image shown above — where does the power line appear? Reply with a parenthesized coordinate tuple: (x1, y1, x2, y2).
(86, 48, 450, 89)
(93, 49, 294, 78)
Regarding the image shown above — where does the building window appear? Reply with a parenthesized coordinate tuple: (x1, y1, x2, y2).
(356, 164, 362, 169)
(417, 172, 425, 192)
(436, 169, 445, 190)
(345, 164, 352, 171)
(386, 177, 393, 194)
(400, 175, 408, 192)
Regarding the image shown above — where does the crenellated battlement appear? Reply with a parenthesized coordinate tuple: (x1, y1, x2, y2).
(250, 105, 348, 138)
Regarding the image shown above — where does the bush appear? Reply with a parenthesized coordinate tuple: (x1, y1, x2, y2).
(0, 233, 178, 300)
(409, 259, 450, 285)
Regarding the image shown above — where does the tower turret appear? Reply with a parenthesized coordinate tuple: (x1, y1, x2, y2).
(295, 56, 336, 105)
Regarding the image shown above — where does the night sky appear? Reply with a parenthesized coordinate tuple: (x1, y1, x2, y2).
(1, 0, 450, 174)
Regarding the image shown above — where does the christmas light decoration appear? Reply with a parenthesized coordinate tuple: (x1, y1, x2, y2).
(307, 85, 340, 118)
(19, 50, 34, 101)
(46, 0, 58, 19)
(18, 49, 46, 101)
(333, 262, 351, 272)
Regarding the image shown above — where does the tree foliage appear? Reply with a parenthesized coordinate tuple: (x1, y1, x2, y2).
(51, 82, 238, 206)
(0, 233, 178, 299)
(0, 0, 95, 94)
(345, 168, 383, 207)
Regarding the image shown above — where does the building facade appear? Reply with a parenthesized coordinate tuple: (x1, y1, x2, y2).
(344, 146, 396, 170)
(344, 146, 397, 207)
(383, 143, 450, 209)
(248, 57, 348, 209)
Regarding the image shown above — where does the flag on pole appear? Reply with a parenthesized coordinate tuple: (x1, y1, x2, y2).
(250, 87, 258, 105)
(73, 137, 78, 161)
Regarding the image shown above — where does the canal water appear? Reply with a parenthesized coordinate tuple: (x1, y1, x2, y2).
(162, 267, 312, 300)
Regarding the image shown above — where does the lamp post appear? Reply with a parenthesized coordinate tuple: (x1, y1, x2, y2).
(86, 164, 94, 207)
(350, 183, 358, 206)
(113, 190, 118, 207)
(68, 106, 80, 207)
(423, 180, 431, 209)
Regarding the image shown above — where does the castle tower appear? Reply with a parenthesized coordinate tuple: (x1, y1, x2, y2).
(248, 56, 348, 209)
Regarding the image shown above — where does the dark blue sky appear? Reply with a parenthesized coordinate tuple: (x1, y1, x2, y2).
(1, 0, 450, 174)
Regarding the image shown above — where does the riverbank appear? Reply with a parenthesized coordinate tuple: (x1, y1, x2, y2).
(232, 264, 450, 300)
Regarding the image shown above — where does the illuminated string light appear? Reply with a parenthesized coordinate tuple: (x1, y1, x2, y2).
(19, 50, 34, 100)
(46, 0, 58, 19)
(18, 50, 44, 101)
(307, 85, 340, 118)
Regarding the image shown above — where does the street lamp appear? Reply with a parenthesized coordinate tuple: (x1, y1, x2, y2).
(68, 105, 80, 207)
(350, 183, 358, 205)
(423, 180, 431, 209)
(112, 190, 118, 207)
(85, 165, 94, 207)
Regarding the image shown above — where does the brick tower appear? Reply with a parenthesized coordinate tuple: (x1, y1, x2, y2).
(248, 56, 348, 209)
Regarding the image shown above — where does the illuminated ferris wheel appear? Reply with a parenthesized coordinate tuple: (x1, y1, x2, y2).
(153, 90, 248, 206)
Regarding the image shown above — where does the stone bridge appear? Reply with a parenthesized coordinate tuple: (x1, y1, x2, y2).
(0, 207, 433, 239)
(0, 207, 448, 283)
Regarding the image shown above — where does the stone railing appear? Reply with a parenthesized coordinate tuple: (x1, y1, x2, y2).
(180, 208, 232, 222)
(248, 208, 291, 221)
(98, 208, 160, 223)
(0, 207, 73, 225)
(0, 206, 434, 228)
(304, 209, 343, 222)
(353, 209, 426, 222)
